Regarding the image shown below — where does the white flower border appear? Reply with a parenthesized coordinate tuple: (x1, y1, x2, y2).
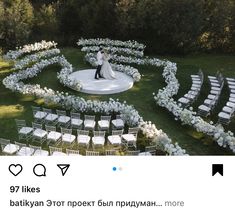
(77, 38, 146, 51)
(14, 49, 61, 70)
(3, 42, 82, 92)
(80, 46, 144, 57)
(4, 40, 58, 60)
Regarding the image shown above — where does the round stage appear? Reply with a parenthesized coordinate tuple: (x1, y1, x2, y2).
(68, 69, 134, 94)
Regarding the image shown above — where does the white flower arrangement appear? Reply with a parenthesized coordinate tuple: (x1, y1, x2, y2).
(77, 38, 146, 51)
(14, 49, 60, 70)
(80, 46, 144, 57)
(85, 52, 166, 66)
(4, 40, 57, 60)
(4, 55, 82, 93)
(140, 121, 188, 155)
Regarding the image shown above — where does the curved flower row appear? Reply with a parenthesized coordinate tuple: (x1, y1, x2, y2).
(85, 52, 166, 67)
(154, 59, 235, 153)
(4, 40, 57, 60)
(14, 49, 61, 70)
(77, 38, 145, 51)
(80, 46, 144, 57)
(140, 121, 187, 155)
(4, 55, 82, 92)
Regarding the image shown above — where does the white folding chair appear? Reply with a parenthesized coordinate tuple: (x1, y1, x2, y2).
(122, 127, 138, 148)
(229, 97, 235, 103)
(98, 116, 111, 130)
(61, 128, 76, 146)
(4, 143, 20, 155)
(222, 106, 234, 114)
(32, 122, 47, 144)
(77, 130, 90, 149)
(0, 138, 19, 155)
(198, 105, 211, 117)
(15, 119, 33, 141)
(45, 125, 62, 145)
(204, 99, 216, 107)
(86, 150, 99, 156)
(29, 144, 49, 156)
(43, 108, 58, 125)
(107, 130, 123, 146)
(15, 142, 34, 156)
(112, 115, 124, 129)
(49, 146, 66, 156)
(230, 94, 235, 99)
(84, 115, 96, 130)
(226, 102, 235, 109)
(92, 131, 105, 148)
(218, 109, 234, 125)
(178, 97, 191, 108)
(71, 112, 83, 129)
(0, 138, 9, 153)
(32, 106, 47, 123)
(226, 77, 235, 82)
(57, 110, 70, 127)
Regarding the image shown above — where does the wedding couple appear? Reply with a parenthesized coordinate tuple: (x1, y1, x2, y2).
(94, 47, 116, 80)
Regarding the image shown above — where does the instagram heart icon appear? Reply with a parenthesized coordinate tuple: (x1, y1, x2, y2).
(9, 164, 23, 176)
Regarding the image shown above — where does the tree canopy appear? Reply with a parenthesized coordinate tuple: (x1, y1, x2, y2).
(1, 0, 235, 54)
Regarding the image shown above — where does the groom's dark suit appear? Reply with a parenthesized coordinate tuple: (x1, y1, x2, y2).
(95, 51, 103, 79)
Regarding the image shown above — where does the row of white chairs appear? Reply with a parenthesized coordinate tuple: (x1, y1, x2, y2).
(0, 139, 48, 156)
(32, 106, 125, 130)
(198, 73, 224, 117)
(15, 119, 139, 149)
(218, 78, 235, 125)
(178, 70, 204, 107)
(0, 138, 156, 156)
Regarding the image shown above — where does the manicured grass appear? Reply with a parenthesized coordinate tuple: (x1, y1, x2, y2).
(0, 51, 235, 155)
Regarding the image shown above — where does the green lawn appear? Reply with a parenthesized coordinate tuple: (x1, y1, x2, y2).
(0, 49, 235, 155)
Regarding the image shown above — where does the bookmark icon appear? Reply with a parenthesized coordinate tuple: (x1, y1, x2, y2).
(212, 164, 223, 176)
(57, 164, 70, 176)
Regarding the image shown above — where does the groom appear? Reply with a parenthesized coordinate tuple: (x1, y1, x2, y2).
(94, 47, 104, 79)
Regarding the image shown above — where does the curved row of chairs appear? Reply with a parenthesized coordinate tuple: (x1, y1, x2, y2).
(218, 78, 235, 125)
(15, 119, 139, 149)
(32, 106, 125, 130)
(198, 72, 224, 117)
(0, 138, 157, 156)
(178, 70, 204, 107)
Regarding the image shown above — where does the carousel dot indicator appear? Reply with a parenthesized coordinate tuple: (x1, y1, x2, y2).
(112, 167, 117, 171)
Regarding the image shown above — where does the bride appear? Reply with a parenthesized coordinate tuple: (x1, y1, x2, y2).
(100, 49, 116, 79)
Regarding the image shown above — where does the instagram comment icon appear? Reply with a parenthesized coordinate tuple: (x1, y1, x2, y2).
(33, 164, 46, 177)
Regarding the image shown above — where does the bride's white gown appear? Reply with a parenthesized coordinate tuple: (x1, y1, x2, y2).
(100, 54, 116, 79)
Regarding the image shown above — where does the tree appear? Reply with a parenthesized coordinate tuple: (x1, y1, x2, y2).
(0, 0, 34, 49)
(32, 3, 58, 41)
(199, 0, 233, 52)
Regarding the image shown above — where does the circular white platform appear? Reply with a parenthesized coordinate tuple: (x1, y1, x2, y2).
(68, 69, 134, 94)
